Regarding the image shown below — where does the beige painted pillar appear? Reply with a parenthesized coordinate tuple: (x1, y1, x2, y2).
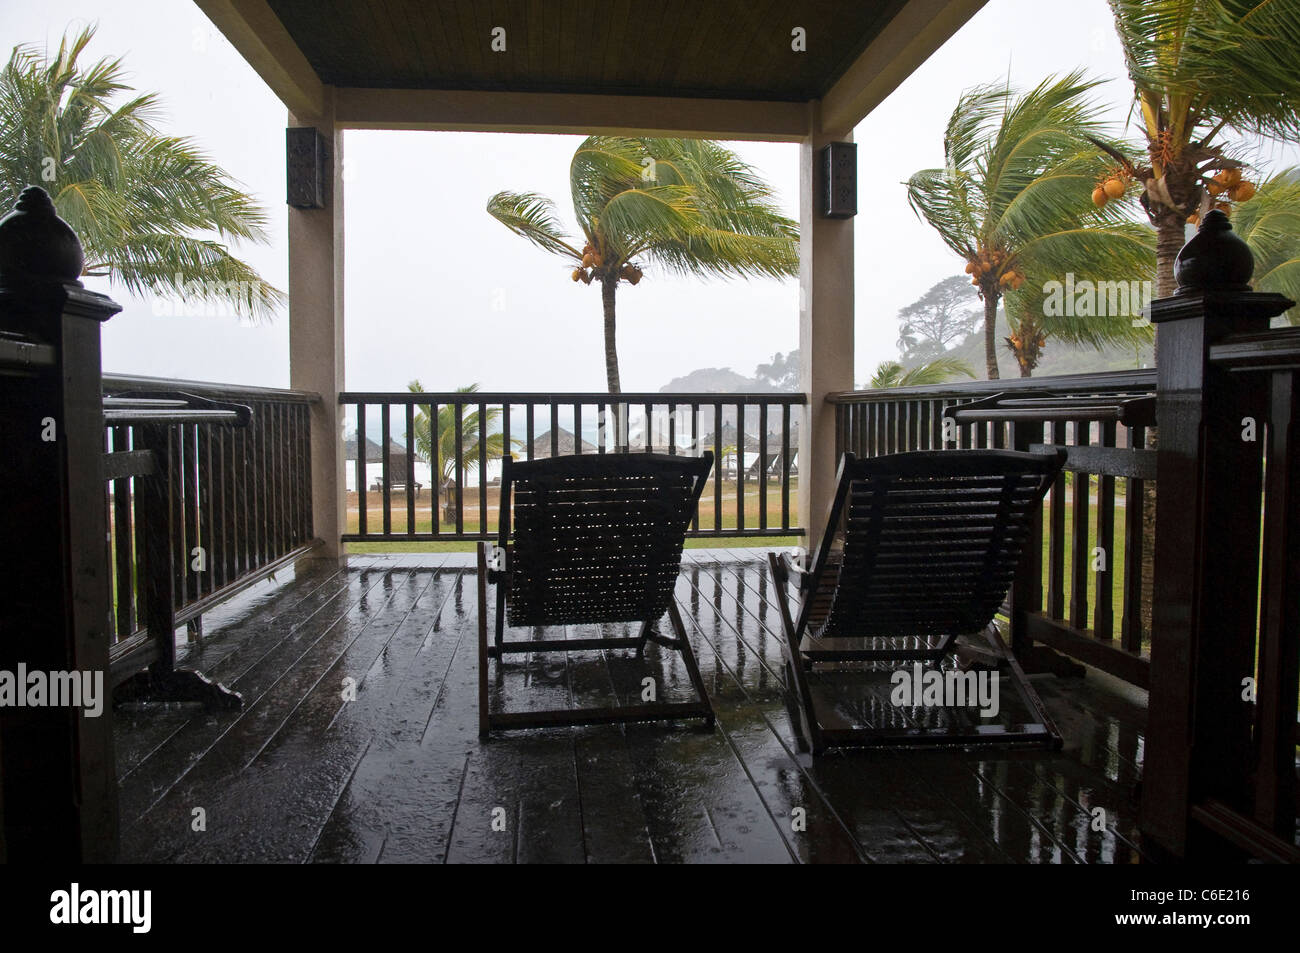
(798, 108, 855, 547)
(288, 89, 346, 557)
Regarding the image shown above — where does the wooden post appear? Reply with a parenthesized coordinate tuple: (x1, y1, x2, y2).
(1142, 210, 1293, 859)
(288, 93, 346, 558)
(798, 109, 855, 546)
(0, 186, 121, 862)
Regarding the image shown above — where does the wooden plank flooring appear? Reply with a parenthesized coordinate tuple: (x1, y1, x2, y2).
(114, 550, 1149, 863)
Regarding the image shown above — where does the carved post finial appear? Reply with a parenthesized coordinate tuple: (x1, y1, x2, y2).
(0, 185, 85, 284)
(1174, 208, 1254, 293)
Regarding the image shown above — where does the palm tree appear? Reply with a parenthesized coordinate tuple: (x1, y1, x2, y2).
(487, 137, 798, 394)
(1230, 167, 1300, 322)
(907, 71, 1155, 379)
(1099, 1, 1300, 296)
(407, 382, 515, 522)
(868, 357, 975, 389)
(0, 25, 280, 318)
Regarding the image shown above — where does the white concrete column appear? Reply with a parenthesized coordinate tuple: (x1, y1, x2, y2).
(798, 108, 855, 547)
(288, 89, 346, 557)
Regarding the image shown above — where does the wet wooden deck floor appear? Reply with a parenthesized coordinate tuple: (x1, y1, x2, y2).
(114, 550, 1149, 863)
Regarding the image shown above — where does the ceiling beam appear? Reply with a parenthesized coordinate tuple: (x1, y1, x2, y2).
(819, 0, 987, 135)
(335, 88, 810, 142)
(195, 0, 325, 120)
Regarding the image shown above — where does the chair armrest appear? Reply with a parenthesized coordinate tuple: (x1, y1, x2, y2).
(778, 548, 812, 589)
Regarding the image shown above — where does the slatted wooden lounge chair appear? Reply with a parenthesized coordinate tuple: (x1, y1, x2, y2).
(477, 452, 716, 737)
(769, 449, 1067, 754)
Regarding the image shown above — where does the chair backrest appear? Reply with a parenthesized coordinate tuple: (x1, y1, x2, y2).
(800, 449, 1066, 640)
(499, 451, 713, 626)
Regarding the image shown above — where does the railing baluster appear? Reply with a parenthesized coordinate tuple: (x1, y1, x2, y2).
(713, 403, 722, 534)
(1094, 420, 1116, 640)
(1069, 420, 1091, 631)
(691, 403, 700, 532)
(736, 402, 745, 533)
(381, 402, 392, 536)
(502, 402, 511, 462)
(574, 403, 583, 454)
(1121, 424, 1146, 653)
(1047, 420, 1066, 619)
(273, 400, 285, 556)
(257, 401, 269, 557)
(479, 402, 488, 535)
(431, 402, 441, 535)
(526, 403, 535, 461)
(454, 400, 464, 536)
(406, 401, 416, 536)
(111, 427, 134, 639)
(198, 424, 213, 601)
(217, 426, 232, 588)
(236, 419, 250, 574)
(179, 424, 194, 609)
(356, 401, 368, 537)
(550, 403, 559, 458)
(781, 402, 791, 532)
(759, 401, 768, 532)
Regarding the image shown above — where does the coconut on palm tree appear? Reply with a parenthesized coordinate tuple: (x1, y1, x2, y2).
(407, 382, 516, 523)
(1223, 167, 1300, 321)
(487, 137, 798, 394)
(908, 71, 1155, 379)
(0, 25, 280, 318)
(869, 357, 975, 389)
(1099, 0, 1300, 297)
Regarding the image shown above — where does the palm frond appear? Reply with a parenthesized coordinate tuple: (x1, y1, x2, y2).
(485, 190, 581, 259)
(0, 25, 280, 319)
(869, 357, 975, 389)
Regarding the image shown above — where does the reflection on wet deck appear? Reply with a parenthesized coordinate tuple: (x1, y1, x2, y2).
(115, 550, 1148, 863)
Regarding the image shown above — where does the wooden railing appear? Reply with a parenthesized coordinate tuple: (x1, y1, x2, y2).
(1142, 284, 1300, 863)
(101, 375, 319, 690)
(338, 391, 805, 543)
(829, 369, 1157, 688)
(1195, 325, 1300, 861)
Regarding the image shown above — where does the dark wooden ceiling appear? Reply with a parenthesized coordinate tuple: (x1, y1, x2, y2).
(264, 0, 910, 101)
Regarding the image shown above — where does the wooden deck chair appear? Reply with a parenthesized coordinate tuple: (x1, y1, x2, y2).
(477, 452, 716, 738)
(769, 449, 1067, 754)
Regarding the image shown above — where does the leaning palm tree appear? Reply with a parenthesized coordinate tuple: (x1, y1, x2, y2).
(1097, 1, 1300, 296)
(868, 357, 975, 389)
(0, 25, 280, 318)
(408, 382, 515, 522)
(908, 71, 1155, 379)
(487, 137, 798, 394)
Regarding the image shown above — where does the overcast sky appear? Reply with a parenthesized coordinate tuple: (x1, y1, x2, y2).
(4, 0, 1297, 392)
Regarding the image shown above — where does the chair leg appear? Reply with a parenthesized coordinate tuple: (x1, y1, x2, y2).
(477, 542, 491, 740)
(493, 581, 506, 659)
(768, 553, 823, 754)
(667, 601, 714, 728)
(635, 619, 653, 658)
(981, 623, 1064, 748)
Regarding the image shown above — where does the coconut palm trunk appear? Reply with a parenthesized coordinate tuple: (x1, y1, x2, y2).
(1154, 212, 1185, 298)
(601, 274, 621, 394)
(982, 292, 1001, 380)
